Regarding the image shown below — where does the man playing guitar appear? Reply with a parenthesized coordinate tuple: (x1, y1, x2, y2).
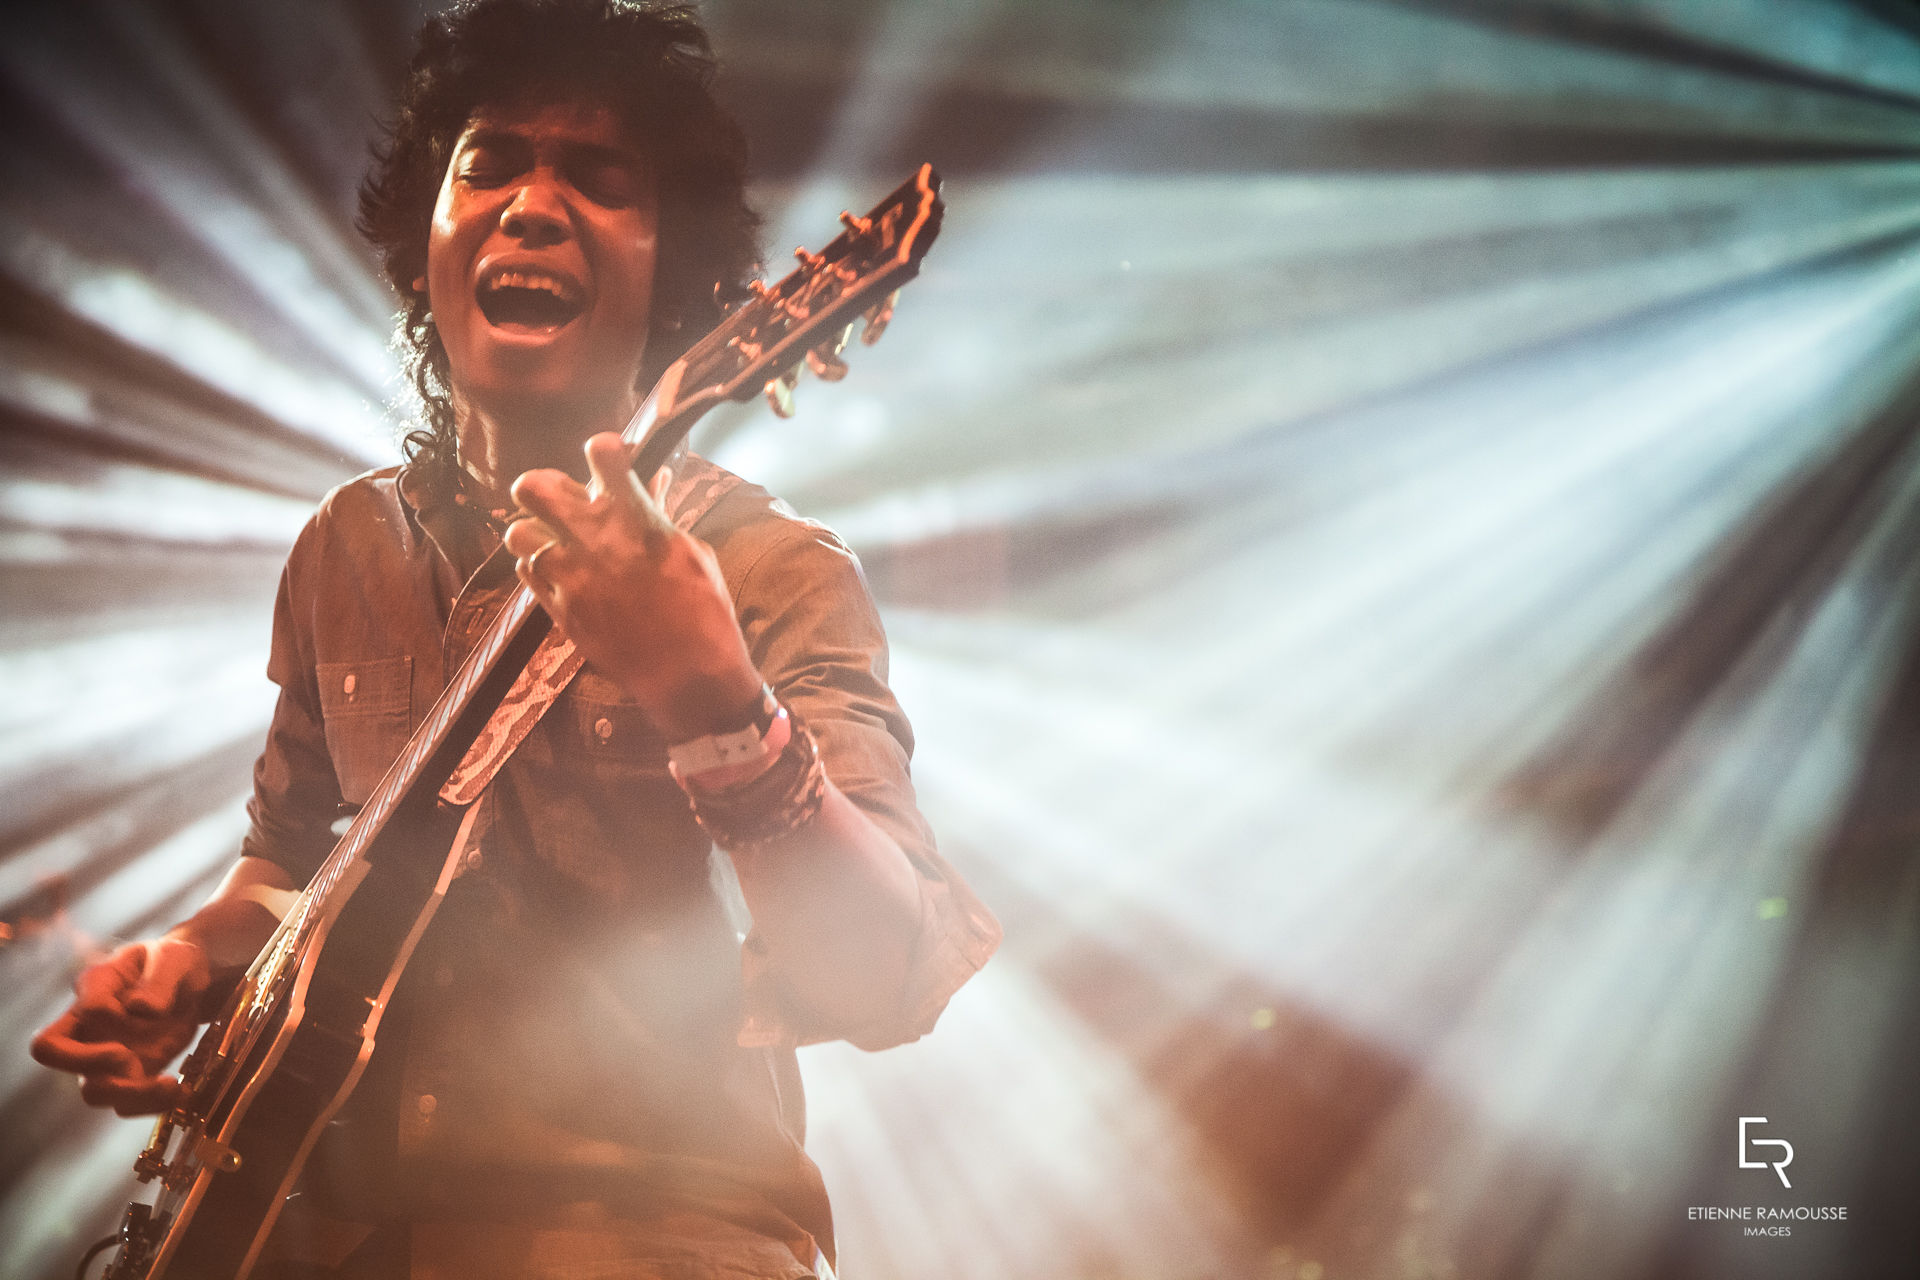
(31, 1, 999, 1275)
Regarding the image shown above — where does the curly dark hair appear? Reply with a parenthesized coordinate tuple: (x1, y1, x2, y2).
(357, 0, 760, 482)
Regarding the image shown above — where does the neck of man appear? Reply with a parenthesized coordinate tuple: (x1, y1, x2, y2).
(451, 387, 642, 506)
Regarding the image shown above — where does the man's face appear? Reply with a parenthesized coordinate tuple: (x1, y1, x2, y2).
(426, 98, 658, 435)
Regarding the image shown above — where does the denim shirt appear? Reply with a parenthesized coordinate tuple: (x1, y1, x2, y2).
(242, 454, 1000, 1276)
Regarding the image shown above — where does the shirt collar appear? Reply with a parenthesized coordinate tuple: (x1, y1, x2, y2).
(397, 459, 509, 584)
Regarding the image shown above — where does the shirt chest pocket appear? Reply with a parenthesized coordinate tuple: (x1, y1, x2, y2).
(316, 657, 413, 807)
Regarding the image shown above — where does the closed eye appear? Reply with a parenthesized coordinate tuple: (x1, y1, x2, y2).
(572, 165, 646, 208)
(459, 164, 515, 189)
(453, 131, 530, 189)
(561, 142, 649, 208)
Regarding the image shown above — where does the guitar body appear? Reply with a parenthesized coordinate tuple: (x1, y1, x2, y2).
(108, 799, 467, 1279)
(91, 165, 943, 1280)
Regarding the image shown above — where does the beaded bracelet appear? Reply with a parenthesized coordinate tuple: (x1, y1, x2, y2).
(683, 714, 829, 854)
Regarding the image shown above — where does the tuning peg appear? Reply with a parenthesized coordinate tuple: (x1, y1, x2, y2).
(805, 324, 853, 381)
(764, 367, 799, 418)
(793, 246, 826, 272)
(838, 210, 873, 237)
(806, 349, 849, 381)
(860, 290, 899, 345)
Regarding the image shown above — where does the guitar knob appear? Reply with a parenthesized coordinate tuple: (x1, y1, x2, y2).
(764, 368, 799, 418)
(806, 348, 849, 381)
(860, 290, 898, 345)
(805, 324, 853, 381)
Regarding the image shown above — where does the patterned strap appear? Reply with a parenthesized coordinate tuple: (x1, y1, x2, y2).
(438, 463, 743, 806)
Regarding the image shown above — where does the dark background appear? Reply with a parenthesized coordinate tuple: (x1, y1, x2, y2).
(4, 2, 1920, 1277)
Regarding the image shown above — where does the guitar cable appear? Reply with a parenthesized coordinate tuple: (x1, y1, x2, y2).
(76, 1234, 117, 1280)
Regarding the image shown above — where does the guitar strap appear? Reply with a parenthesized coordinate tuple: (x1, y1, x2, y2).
(437, 462, 743, 806)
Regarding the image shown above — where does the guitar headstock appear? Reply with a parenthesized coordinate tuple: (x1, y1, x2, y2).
(625, 164, 943, 473)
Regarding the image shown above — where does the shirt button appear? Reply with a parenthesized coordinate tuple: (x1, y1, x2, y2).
(342, 672, 357, 697)
(416, 1094, 437, 1117)
(462, 846, 483, 872)
(594, 717, 614, 742)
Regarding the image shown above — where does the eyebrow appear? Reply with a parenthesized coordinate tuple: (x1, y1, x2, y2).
(459, 126, 527, 154)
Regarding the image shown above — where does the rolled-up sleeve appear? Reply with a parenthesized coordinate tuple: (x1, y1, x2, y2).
(726, 518, 1001, 1050)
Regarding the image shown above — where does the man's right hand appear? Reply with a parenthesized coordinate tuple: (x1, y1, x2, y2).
(30, 936, 214, 1115)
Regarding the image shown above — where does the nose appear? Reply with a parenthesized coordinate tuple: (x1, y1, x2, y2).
(500, 175, 570, 247)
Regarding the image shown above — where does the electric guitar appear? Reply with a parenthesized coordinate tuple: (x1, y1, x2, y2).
(94, 165, 943, 1280)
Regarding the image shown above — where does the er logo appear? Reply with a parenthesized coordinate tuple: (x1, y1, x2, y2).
(1739, 1116, 1793, 1188)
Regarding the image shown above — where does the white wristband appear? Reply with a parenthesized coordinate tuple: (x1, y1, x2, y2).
(666, 686, 781, 777)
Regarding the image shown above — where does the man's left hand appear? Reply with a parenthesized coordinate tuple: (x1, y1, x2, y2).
(505, 433, 764, 740)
